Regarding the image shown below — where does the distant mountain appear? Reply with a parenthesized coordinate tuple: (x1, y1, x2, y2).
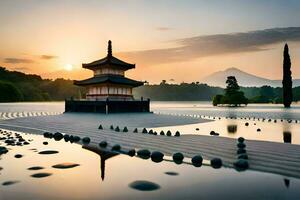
(201, 67, 300, 87)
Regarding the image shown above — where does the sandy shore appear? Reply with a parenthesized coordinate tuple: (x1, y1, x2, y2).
(0, 112, 300, 179)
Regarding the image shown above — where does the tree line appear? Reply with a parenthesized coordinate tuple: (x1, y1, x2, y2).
(0, 67, 85, 102)
(0, 66, 300, 103)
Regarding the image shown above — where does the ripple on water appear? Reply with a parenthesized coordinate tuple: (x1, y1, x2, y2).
(164, 171, 179, 176)
(31, 173, 52, 178)
(27, 166, 44, 170)
(129, 180, 160, 191)
(2, 181, 19, 186)
(38, 150, 59, 155)
(52, 163, 80, 169)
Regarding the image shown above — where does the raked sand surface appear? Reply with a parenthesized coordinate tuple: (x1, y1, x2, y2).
(0, 112, 300, 179)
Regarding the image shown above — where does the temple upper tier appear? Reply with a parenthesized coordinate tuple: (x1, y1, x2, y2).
(74, 40, 144, 100)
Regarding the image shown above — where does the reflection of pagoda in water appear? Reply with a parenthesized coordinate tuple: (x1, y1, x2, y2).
(98, 151, 118, 181)
(83, 145, 118, 181)
(65, 40, 150, 113)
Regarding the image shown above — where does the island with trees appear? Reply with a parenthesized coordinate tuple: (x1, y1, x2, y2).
(212, 76, 248, 107)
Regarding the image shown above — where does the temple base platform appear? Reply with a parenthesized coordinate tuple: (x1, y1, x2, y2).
(65, 99, 150, 113)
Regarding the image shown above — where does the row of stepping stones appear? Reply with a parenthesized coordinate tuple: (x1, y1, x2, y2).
(233, 137, 249, 170)
(98, 124, 181, 137)
(42, 130, 222, 169)
(43, 132, 91, 145)
(98, 139, 223, 168)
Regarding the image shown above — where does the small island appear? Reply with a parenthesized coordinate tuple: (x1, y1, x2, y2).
(212, 76, 248, 107)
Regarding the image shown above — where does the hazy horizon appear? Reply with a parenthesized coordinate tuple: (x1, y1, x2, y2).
(1, 0, 300, 83)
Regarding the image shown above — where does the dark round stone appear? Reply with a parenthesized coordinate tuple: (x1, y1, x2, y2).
(111, 144, 121, 151)
(53, 132, 63, 141)
(123, 127, 128, 132)
(73, 136, 81, 142)
(137, 149, 151, 159)
(43, 141, 48, 145)
(82, 137, 90, 144)
(151, 151, 164, 163)
(237, 137, 245, 143)
(133, 128, 138, 133)
(98, 125, 103, 130)
(43, 132, 52, 138)
(245, 122, 249, 126)
(99, 141, 108, 148)
(128, 149, 136, 157)
(210, 158, 222, 169)
(63, 134, 70, 142)
(192, 155, 203, 167)
(173, 152, 184, 164)
(160, 131, 165, 136)
(0, 146, 8, 155)
(148, 130, 153, 135)
(234, 159, 249, 170)
(237, 148, 246, 154)
(175, 131, 180, 137)
(115, 126, 120, 132)
(257, 128, 261, 132)
(237, 142, 246, 149)
(69, 135, 74, 143)
(110, 125, 114, 130)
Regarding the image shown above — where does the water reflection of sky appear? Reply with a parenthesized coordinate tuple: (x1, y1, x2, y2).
(151, 118, 300, 144)
(152, 102, 300, 120)
(1, 133, 300, 200)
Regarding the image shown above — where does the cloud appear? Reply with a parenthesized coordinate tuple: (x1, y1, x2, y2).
(118, 27, 300, 66)
(156, 27, 173, 31)
(4, 58, 35, 64)
(40, 55, 58, 60)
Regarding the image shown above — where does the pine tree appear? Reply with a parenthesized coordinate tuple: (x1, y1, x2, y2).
(282, 44, 293, 108)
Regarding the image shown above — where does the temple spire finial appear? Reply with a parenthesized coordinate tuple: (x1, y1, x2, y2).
(108, 40, 112, 57)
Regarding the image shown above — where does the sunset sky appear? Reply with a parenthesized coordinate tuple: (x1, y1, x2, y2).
(1, 0, 300, 83)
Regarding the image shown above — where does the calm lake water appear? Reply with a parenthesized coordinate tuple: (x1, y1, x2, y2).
(1, 102, 300, 199)
(1, 101, 299, 144)
(0, 101, 299, 120)
(1, 131, 299, 200)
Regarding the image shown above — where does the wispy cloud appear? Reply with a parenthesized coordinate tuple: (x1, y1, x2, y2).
(4, 58, 35, 64)
(118, 27, 300, 66)
(40, 55, 58, 60)
(156, 27, 173, 31)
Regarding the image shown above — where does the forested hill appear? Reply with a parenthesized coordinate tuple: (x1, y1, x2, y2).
(1, 67, 300, 103)
(0, 67, 85, 102)
(134, 83, 300, 103)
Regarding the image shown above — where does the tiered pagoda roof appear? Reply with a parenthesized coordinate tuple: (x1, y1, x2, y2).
(74, 74, 143, 87)
(82, 40, 135, 70)
(75, 40, 143, 87)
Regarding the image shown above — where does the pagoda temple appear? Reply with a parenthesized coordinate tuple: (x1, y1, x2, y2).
(65, 40, 150, 113)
